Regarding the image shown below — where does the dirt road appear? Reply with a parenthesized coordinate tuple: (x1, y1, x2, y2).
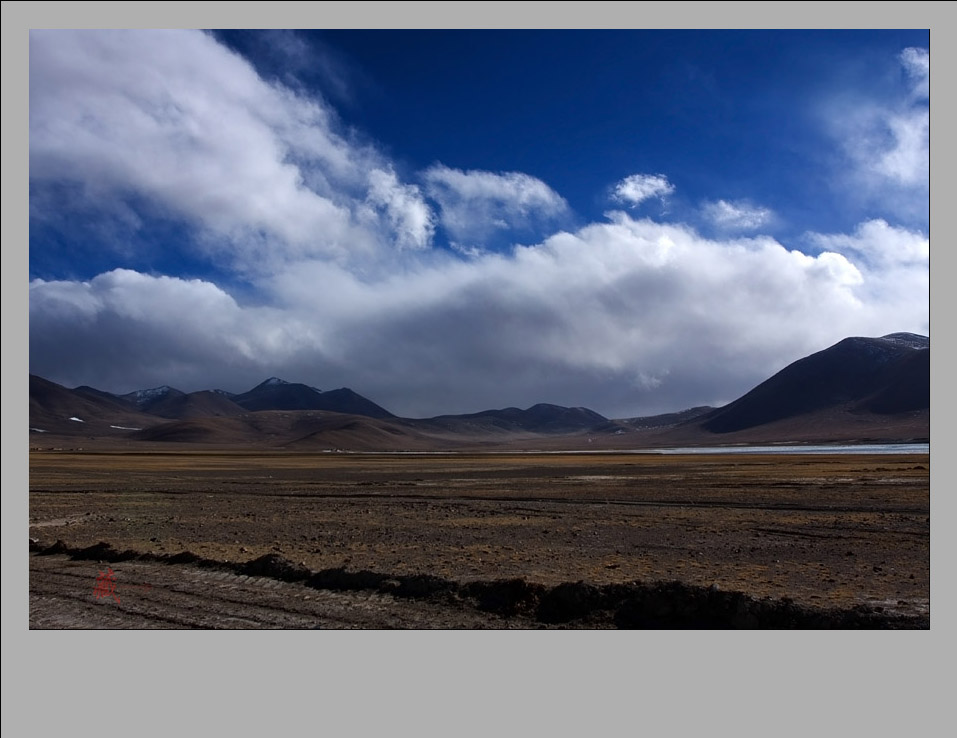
(29, 552, 546, 629)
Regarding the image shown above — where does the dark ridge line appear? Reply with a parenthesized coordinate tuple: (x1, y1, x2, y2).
(749, 527, 929, 540)
(26, 488, 929, 516)
(30, 539, 928, 629)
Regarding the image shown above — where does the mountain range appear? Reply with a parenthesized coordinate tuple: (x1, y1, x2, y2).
(29, 333, 929, 449)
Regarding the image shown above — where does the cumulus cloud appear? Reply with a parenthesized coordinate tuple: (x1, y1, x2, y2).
(30, 215, 928, 418)
(365, 168, 434, 251)
(810, 218, 928, 268)
(805, 219, 928, 334)
(28, 29, 423, 271)
(612, 173, 675, 207)
(29, 269, 309, 392)
(702, 199, 774, 231)
(422, 165, 569, 247)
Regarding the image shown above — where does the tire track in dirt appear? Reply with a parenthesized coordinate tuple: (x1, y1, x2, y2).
(29, 553, 545, 629)
(29, 544, 929, 629)
(29, 514, 95, 528)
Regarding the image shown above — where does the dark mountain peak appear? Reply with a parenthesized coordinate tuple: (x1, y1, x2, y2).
(233, 380, 322, 411)
(313, 388, 395, 419)
(428, 402, 606, 434)
(145, 389, 247, 420)
(73, 384, 129, 405)
(231, 381, 392, 418)
(525, 402, 602, 415)
(249, 376, 311, 391)
(524, 403, 607, 424)
(702, 333, 930, 434)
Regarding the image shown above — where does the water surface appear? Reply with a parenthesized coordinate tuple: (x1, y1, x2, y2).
(649, 444, 929, 455)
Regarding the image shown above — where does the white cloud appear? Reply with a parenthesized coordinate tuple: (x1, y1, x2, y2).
(28, 29, 424, 271)
(806, 219, 928, 333)
(703, 199, 774, 231)
(824, 47, 928, 224)
(30, 215, 928, 418)
(900, 47, 929, 100)
(612, 173, 675, 207)
(809, 218, 928, 267)
(366, 168, 434, 251)
(29, 269, 322, 392)
(874, 109, 929, 187)
(422, 165, 569, 246)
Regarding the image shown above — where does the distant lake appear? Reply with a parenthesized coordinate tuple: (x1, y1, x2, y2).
(372, 444, 930, 456)
(649, 444, 929, 455)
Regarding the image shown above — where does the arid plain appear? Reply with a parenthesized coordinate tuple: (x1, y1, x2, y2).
(29, 447, 929, 628)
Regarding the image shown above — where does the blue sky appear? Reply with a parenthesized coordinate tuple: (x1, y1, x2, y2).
(27, 28, 929, 417)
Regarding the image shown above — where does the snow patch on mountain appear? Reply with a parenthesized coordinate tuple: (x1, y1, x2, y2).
(838, 334, 928, 366)
(120, 385, 180, 408)
(131, 386, 173, 400)
(880, 333, 930, 350)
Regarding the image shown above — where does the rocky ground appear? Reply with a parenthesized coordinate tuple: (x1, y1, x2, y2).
(29, 449, 930, 628)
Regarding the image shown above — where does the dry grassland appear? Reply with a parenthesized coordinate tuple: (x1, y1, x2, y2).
(29, 449, 929, 626)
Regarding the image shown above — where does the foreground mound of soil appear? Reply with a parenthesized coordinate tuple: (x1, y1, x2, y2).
(30, 539, 928, 629)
